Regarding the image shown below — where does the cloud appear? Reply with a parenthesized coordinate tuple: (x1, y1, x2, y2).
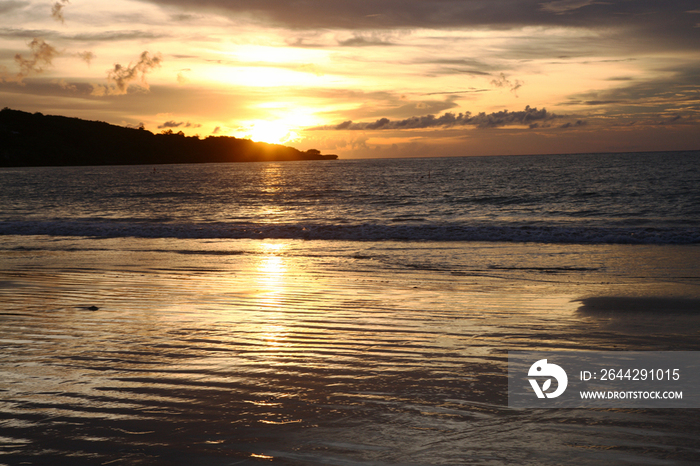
(55, 78, 77, 91)
(285, 36, 329, 48)
(67, 30, 168, 42)
(176, 69, 190, 84)
(423, 89, 490, 96)
(137, 1, 700, 35)
(51, 0, 70, 23)
(0, 27, 54, 39)
(134, 1, 699, 59)
(10, 38, 59, 82)
(429, 67, 492, 77)
(76, 51, 95, 66)
(312, 106, 561, 130)
(559, 120, 587, 128)
(89, 84, 109, 96)
(337, 33, 395, 47)
(424, 59, 496, 77)
(296, 63, 324, 76)
(0, 1, 28, 15)
(0, 28, 166, 42)
(563, 65, 700, 111)
(158, 120, 202, 129)
(660, 115, 683, 125)
(539, 0, 601, 14)
(103, 51, 162, 95)
(490, 73, 523, 96)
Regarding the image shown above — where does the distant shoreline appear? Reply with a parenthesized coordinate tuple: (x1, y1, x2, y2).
(0, 108, 338, 167)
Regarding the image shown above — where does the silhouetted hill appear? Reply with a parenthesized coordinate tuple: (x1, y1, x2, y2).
(0, 108, 338, 166)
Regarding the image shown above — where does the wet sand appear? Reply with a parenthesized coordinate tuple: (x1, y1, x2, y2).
(1, 236, 699, 465)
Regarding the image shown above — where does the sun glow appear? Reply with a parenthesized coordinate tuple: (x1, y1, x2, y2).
(247, 120, 299, 144)
(240, 109, 321, 145)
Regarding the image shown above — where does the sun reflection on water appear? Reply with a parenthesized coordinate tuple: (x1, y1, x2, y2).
(256, 242, 291, 351)
(257, 242, 287, 292)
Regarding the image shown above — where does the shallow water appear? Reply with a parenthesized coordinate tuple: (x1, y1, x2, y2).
(2, 153, 699, 464)
(1, 237, 699, 465)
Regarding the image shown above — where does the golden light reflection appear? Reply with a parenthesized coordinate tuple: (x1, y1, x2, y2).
(260, 323, 290, 349)
(256, 242, 291, 351)
(258, 251, 286, 281)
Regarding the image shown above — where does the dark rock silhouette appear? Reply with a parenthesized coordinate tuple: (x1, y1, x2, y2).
(0, 108, 338, 166)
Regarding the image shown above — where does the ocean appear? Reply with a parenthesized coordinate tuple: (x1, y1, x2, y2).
(2, 152, 699, 243)
(1, 151, 699, 465)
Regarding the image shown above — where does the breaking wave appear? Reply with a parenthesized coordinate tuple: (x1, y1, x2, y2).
(1, 220, 698, 244)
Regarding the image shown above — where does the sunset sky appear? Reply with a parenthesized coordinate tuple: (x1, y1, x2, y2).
(1, 0, 699, 158)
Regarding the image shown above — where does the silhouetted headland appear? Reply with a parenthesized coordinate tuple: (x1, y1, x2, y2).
(0, 108, 338, 167)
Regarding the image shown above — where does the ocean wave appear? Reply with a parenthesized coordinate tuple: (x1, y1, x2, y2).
(1, 220, 699, 244)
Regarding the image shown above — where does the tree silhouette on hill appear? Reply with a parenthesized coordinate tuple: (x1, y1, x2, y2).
(0, 108, 338, 166)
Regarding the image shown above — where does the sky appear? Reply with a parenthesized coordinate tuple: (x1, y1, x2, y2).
(1, 0, 699, 158)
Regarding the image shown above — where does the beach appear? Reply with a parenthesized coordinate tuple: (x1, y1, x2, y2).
(1, 153, 699, 464)
(3, 0, 699, 459)
(2, 234, 699, 465)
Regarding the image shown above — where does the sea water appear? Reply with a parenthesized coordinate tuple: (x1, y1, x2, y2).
(1, 151, 699, 243)
(1, 151, 699, 465)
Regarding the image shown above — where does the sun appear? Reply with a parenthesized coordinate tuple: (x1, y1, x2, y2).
(247, 120, 299, 145)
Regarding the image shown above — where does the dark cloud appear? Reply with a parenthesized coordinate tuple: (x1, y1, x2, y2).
(337, 34, 395, 47)
(67, 30, 168, 41)
(423, 89, 490, 96)
(0, 1, 28, 15)
(51, 0, 70, 24)
(539, 0, 600, 14)
(429, 58, 494, 68)
(0, 27, 55, 39)
(294, 88, 463, 122)
(563, 65, 700, 112)
(311, 106, 561, 130)
(490, 72, 523, 96)
(578, 100, 624, 106)
(158, 120, 202, 128)
(170, 13, 198, 21)
(158, 120, 182, 128)
(136, 0, 700, 46)
(93, 51, 162, 96)
(286, 37, 328, 48)
(424, 58, 497, 77)
(285, 32, 399, 48)
(559, 120, 587, 128)
(558, 65, 700, 128)
(76, 51, 95, 65)
(660, 115, 683, 125)
(10, 38, 59, 83)
(0, 77, 95, 99)
(428, 67, 491, 77)
(0, 28, 166, 42)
